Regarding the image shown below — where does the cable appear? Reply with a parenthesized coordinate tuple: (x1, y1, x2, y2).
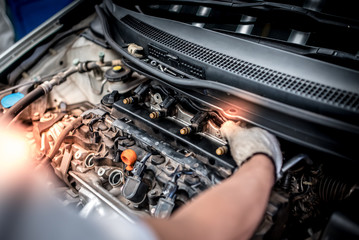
(0, 82, 36, 96)
(88, 115, 105, 132)
(140, 152, 152, 163)
(8, 27, 87, 86)
(89, 77, 107, 95)
(151, 84, 170, 95)
(185, 98, 211, 112)
(0, 70, 63, 95)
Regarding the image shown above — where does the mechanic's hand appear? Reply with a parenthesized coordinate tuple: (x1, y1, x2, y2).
(220, 121, 282, 180)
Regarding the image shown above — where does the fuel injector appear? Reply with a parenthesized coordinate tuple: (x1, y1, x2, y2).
(180, 111, 208, 135)
(123, 83, 149, 105)
(149, 96, 176, 119)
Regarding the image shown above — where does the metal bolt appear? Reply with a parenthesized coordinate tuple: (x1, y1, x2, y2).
(123, 97, 134, 105)
(149, 111, 160, 119)
(216, 146, 228, 156)
(180, 126, 191, 135)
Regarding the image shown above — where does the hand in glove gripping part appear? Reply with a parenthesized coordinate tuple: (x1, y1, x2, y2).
(220, 121, 283, 180)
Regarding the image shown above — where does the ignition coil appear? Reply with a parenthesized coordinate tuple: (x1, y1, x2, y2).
(154, 170, 193, 218)
(122, 153, 152, 204)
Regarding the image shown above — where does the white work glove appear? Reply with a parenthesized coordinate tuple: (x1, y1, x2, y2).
(220, 121, 282, 180)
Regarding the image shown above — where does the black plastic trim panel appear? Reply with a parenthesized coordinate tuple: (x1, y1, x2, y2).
(122, 15, 358, 112)
(104, 0, 359, 125)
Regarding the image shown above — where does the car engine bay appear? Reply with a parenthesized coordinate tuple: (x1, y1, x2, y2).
(1, 1, 359, 239)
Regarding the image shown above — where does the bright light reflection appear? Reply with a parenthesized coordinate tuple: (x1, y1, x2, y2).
(0, 129, 29, 165)
(0, 126, 31, 190)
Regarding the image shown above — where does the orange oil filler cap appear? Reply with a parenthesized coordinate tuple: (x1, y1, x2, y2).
(121, 149, 137, 171)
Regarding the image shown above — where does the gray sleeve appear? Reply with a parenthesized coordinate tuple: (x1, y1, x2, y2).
(0, 195, 158, 240)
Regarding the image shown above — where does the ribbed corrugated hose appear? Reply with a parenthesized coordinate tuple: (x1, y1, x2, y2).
(35, 116, 83, 171)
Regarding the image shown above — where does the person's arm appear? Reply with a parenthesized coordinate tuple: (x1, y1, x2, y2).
(146, 121, 283, 240)
(145, 154, 274, 240)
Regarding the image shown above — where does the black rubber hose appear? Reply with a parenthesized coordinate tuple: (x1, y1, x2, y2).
(3, 67, 79, 124)
(3, 59, 118, 126)
(4, 87, 45, 120)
